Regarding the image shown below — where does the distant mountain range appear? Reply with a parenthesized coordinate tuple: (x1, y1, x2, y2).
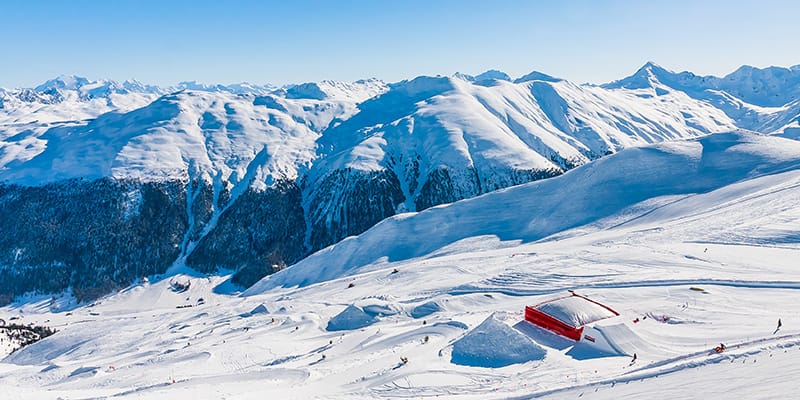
(1, 62, 798, 303)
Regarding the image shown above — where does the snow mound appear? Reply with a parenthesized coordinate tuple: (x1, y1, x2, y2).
(240, 303, 269, 317)
(411, 301, 443, 319)
(566, 323, 654, 360)
(326, 305, 376, 331)
(451, 314, 546, 368)
(566, 341, 621, 359)
(358, 300, 401, 317)
(534, 295, 617, 327)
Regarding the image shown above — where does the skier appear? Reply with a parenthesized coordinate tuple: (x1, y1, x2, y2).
(774, 318, 782, 334)
(631, 353, 637, 363)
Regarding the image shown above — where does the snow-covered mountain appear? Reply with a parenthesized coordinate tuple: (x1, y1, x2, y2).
(252, 130, 800, 289)
(0, 63, 797, 302)
(0, 77, 383, 298)
(3, 130, 799, 399)
(303, 74, 734, 249)
(605, 62, 800, 108)
(604, 62, 800, 137)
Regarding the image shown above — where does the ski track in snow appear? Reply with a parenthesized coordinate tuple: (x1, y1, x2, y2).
(448, 278, 800, 298)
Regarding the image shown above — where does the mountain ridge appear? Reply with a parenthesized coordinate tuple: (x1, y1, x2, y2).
(0, 63, 798, 302)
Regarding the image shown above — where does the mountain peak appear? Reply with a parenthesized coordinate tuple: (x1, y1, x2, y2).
(725, 64, 798, 79)
(176, 80, 227, 92)
(601, 62, 676, 90)
(453, 70, 511, 83)
(284, 82, 328, 100)
(281, 79, 387, 102)
(475, 69, 511, 82)
(718, 64, 800, 106)
(514, 70, 562, 84)
(635, 61, 675, 77)
(34, 75, 91, 92)
(640, 61, 665, 71)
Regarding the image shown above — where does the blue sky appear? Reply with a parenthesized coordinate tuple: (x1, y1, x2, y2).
(1, 0, 798, 87)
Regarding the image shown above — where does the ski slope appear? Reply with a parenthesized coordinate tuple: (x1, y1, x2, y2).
(1, 131, 799, 398)
(254, 131, 800, 289)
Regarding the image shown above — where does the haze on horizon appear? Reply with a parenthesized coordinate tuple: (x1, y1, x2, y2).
(1, 0, 799, 88)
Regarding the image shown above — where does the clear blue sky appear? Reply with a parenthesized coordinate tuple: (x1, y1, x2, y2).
(1, 0, 798, 87)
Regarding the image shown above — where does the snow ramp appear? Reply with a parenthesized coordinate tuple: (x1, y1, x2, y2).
(577, 323, 654, 357)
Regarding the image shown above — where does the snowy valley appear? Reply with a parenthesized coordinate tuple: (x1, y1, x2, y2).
(1, 64, 800, 399)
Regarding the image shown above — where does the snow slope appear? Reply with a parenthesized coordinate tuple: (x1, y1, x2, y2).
(0, 91, 322, 186)
(604, 62, 800, 108)
(2, 130, 800, 399)
(319, 73, 736, 175)
(304, 72, 735, 227)
(0, 78, 392, 294)
(3, 69, 737, 190)
(604, 62, 800, 137)
(252, 131, 800, 289)
(0, 89, 381, 187)
(5, 64, 800, 192)
(0, 74, 389, 183)
(1, 62, 800, 342)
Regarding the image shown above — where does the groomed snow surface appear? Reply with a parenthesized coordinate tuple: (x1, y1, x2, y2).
(2, 131, 800, 399)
